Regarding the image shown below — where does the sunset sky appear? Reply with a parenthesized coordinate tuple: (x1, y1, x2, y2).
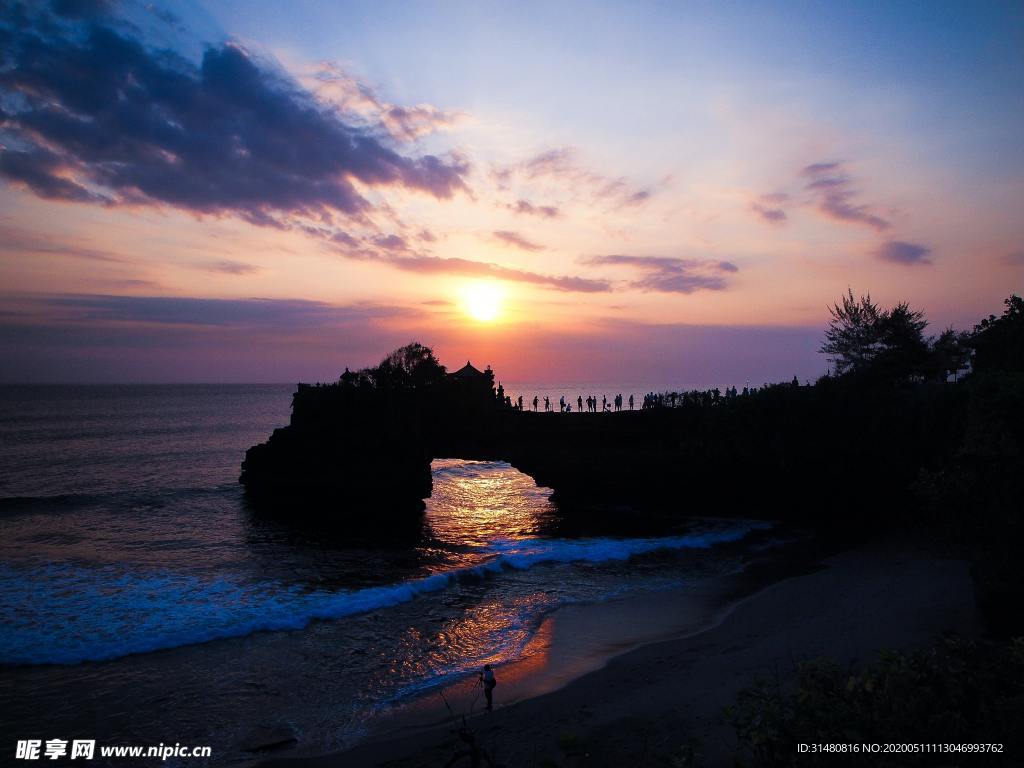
(1, 0, 1022, 384)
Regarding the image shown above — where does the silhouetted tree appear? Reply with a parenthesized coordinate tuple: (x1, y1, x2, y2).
(821, 290, 884, 376)
(971, 294, 1024, 374)
(821, 290, 930, 383)
(873, 301, 930, 380)
(371, 342, 447, 389)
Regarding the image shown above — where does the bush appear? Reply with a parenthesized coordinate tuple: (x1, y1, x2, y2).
(725, 636, 1024, 766)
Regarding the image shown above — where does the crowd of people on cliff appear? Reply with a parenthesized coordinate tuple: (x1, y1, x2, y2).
(494, 377, 806, 413)
(497, 387, 633, 412)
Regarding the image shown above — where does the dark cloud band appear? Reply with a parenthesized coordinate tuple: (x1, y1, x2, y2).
(0, 5, 468, 222)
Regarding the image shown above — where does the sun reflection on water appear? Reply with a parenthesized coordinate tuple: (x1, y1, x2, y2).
(425, 458, 556, 551)
(377, 460, 560, 701)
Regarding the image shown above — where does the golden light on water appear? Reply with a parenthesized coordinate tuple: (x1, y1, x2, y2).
(462, 282, 503, 322)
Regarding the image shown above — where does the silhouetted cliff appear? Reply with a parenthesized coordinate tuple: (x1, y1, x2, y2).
(241, 364, 969, 527)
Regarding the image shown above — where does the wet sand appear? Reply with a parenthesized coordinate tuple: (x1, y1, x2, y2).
(255, 537, 977, 767)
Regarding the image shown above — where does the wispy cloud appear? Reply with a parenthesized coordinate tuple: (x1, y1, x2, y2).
(202, 260, 260, 275)
(306, 62, 465, 142)
(493, 147, 652, 210)
(587, 255, 738, 293)
(508, 199, 560, 218)
(750, 193, 788, 223)
(493, 230, 545, 252)
(800, 162, 889, 231)
(41, 294, 414, 328)
(0, 223, 124, 262)
(321, 228, 608, 292)
(372, 234, 411, 252)
(371, 254, 610, 293)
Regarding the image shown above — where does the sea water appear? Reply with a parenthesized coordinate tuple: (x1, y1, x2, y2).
(0, 384, 773, 764)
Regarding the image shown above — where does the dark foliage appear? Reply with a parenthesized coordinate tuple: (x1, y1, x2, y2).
(821, 290, 939, 383)
(971, 294, 1024, 374)
(726, 636, 1024, 767)
(361, 342, 448, 390)
(913, 371, 1024, 636)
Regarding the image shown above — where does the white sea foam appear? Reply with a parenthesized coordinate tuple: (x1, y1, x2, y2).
(0, 522, 768, 665)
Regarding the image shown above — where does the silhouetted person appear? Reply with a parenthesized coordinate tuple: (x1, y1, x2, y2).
(577, 395, 583, 412)
(559, 395, 565, 412)
(628, 394, 634, 410)
(532, 395, 538, 411)
(480, 664, 497, 711)
(544, 396, 550, 412)
(517, 395, 523, 410)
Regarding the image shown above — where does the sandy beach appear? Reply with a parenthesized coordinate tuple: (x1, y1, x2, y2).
(256, 538, 977, 767)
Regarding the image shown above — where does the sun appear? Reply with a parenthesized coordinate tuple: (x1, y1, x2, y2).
(462, 282, 503, 322)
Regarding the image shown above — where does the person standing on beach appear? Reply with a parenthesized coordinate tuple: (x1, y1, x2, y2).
(479, 664, 497, 711)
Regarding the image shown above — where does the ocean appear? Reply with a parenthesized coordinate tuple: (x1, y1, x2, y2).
(0, 384, 777, 765)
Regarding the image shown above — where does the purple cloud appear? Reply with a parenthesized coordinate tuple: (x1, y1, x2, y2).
(373, 234, 410, 252)
(751, 202, 787, 223)
(374, 254, 609, 293)
(309, 62, 462, 143)
(493, 230, 545, 251)
(496, 147, 652, 209)
(203, 260, 260, 275)
(801, 162, 889, 231)
(522, 148, 575, 178)
(41, 294, 414, 328)
(588, 255, 738, 293)
(802, 162, 842, 176)
(0, 7, 468, 224)
(749, 192, 790, 224)
(319, 226, 607, 292)
(0, 222, 123, 262)
(874, 240, 932, 265)
(0, 293, 424, 382)
(51, 0, 112, 18)
(509, 199, 560, 218)
(382, 105, 462, 141)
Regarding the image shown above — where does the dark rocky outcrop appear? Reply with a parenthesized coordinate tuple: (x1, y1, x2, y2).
(240, 365, 972, 532)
